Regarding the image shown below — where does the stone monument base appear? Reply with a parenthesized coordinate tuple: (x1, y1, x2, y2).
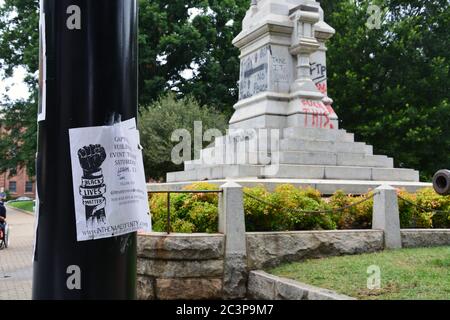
(163, 125, 425, 195)
(148, 178, 430, 196)
(159, 1, 427, 196)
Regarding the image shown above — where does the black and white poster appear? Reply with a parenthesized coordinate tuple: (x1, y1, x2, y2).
(69, 118, 151, 242)
(38, 0, 46, 122)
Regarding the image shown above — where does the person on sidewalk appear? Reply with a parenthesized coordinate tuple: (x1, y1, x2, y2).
(0, 202, 6, 240)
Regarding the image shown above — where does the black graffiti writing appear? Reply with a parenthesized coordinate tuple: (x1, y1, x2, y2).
(310, 62, 327, 83)
(244, 63, 268, 78)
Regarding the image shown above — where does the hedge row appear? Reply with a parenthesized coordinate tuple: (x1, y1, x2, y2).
(149, 183, 450, 233)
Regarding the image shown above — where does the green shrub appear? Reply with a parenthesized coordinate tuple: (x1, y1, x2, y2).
(171, 220, 196, 233)
(270, 185, 336, 231)
(149, 183, 450, 233)
(415, 188, 450, 228)
(397, 189, 432, 228)
(328, 190, 373, 230)
(397, 189, 417, 228)
(139, 94, 229, 181)
(150, 182, 219, 233)
(243, 185, 336, 231)
(243, 185, 280, 231)
(188, 201, 219, 233)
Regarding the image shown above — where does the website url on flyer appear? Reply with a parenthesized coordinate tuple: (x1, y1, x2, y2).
(81, 220, 149, 237)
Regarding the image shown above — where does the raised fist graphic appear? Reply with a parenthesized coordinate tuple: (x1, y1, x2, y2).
(78, 144, 107, 174)
(78, 144, 107, 226)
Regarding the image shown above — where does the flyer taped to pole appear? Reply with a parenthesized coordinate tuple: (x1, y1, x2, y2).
(69, 118, 151, 242)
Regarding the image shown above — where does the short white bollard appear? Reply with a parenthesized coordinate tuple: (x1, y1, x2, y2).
(219, 181, 247, 299)
(373, 185, 402, 249)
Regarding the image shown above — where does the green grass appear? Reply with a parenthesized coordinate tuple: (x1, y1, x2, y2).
(8, 201, 34, 213)
(269, 247, 450, 300)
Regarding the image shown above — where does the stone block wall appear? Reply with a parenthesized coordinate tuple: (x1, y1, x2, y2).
(137, 229, 450, 300)
(138, 182, 450, 300)
(136, 230, 385, 300)
(401, 229, 450, 248)
(137, 233, 225, 300)
(246, 230, 384, 269)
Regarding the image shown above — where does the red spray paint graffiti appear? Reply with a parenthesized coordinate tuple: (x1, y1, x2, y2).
(316, 82, 327, 94)
(300, 99, 336, 129)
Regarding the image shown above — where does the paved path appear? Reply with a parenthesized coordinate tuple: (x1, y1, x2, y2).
(0, 207, 34, 300)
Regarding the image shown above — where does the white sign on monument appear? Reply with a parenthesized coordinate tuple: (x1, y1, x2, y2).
(69, 118, 151, 242)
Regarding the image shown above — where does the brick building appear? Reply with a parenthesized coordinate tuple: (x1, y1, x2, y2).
(0, 118, 36, 199)
(0, 167, 36, 199)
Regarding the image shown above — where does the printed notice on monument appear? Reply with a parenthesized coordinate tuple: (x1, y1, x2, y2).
(69, 118, 151, 242)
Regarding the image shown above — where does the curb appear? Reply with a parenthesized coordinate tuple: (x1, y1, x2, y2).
(248, 270, 356, 300)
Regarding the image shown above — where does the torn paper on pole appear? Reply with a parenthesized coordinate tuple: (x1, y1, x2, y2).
(69, 118, 151, 242)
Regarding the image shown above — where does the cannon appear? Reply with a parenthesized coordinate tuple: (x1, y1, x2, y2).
(433, 170, 450, 195)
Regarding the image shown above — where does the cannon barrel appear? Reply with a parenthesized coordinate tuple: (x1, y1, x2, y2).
(433, 170, 450, 195)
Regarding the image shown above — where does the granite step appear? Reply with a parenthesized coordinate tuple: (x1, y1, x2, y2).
(261, 165, 419, 182)
(279, 139, 373, 155)
(152, 179, 430, 195)
(185, 152, 272, 170)
(169, 163, 419, 183)
(204, 138, 373, 155)
(274, 151, 393, 168)
(283, 127, 354, 142)
(168, 165, 263, 183)
(186, 149, 392, 170)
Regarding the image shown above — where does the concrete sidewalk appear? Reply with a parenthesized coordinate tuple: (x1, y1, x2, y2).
(0, 207, 34, 300)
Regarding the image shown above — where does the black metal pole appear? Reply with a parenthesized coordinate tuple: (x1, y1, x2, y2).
(167, 193, 171, 234)
(33, 0, 138, 300)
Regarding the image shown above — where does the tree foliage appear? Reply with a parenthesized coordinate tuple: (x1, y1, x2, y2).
(0, 0, 39, 176)
(0, 0, 449, 180)
(139, 0, 248, 113)
(0, 0, 248, 176)
(138, 93, 228, 180)
(321, 0, 450, 179)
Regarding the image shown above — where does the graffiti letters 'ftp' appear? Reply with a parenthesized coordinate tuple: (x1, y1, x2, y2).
(78, 144, 107, 225)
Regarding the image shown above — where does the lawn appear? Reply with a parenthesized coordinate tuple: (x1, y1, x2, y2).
(8, 201, 34, 213)
(269, 247, 450, 300)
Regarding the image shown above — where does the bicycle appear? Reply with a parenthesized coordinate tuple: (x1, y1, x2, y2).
(0, 222, 10, 249)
